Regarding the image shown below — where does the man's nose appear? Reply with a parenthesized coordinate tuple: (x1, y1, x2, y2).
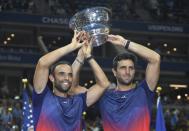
(125, 68, 130, 74)
(63, 74, 69, 80)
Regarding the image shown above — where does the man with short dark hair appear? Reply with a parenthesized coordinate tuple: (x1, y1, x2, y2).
(32, 31, 110, 131)
(98, 34, 160, 131)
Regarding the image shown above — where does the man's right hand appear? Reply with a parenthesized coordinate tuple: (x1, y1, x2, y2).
(70, 30, 87, 49)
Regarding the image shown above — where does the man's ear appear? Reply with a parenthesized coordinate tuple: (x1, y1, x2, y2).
(49, 74, 54, 82)
(112, 68, 116, 77)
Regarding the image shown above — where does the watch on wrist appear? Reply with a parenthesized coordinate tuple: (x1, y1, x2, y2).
(124, 40, 131, 49)
(86, 56, 93, 62)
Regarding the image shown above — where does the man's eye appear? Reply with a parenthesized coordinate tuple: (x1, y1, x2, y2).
(68, 73, 73, 77)
(58, 72, 67, 77)
(59, 72, 65, 75)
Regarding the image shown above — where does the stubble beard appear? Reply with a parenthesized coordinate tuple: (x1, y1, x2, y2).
(54, 81, 71, 93)
(117, 77, 134, 86)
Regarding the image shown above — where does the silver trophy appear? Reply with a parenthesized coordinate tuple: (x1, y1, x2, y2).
(69, 7, 111, 47)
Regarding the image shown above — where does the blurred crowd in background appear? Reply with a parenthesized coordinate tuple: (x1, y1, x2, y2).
(0, 0, 188, 24)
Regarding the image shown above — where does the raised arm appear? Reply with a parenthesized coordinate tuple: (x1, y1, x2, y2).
(82, 43, 110, 107)
(33, 31, 84, 94)
(107, 34, 160, 91)
(70, 48, 88, 95)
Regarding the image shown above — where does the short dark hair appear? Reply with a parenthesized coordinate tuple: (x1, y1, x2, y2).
(113, 52, 137, 70)
(50, 61, 71, 74)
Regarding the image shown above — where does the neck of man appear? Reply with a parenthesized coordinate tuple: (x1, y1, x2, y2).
(116, 82, 134, 91)
(53, 88, 68, 97)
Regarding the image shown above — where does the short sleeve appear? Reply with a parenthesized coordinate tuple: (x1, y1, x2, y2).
(32, 86, 50, 128)
(139, 80, 155, 112)
(139, 80, 154, 98)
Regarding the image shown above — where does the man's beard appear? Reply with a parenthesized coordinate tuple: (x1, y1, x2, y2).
(54, 81, 71, 93)
(117, 77, 134, 85)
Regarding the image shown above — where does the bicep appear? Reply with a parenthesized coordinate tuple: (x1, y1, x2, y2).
(86, 84, 106, 107)
(69, 86, 88, 95)
(145, 62, 160, 91)
(33, 64, 49, 94)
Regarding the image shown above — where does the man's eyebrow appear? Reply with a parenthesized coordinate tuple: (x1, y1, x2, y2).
(58, 72, 73, 75)
(58, 71, 66, 73)
(119, 65, 134, 68)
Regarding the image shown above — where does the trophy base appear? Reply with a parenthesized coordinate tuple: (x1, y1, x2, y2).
(88, 26, 109, 47)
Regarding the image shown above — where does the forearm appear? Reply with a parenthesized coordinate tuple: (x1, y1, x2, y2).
(124, 40, 160, 63)
(125, 40, 160, 90)
(87, 57, 110, 88)
(38, 43, 77, 68)
(72, 56, 84, 87)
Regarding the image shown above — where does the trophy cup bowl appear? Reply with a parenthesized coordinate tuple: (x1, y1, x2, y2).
(69, 7, 111, 47)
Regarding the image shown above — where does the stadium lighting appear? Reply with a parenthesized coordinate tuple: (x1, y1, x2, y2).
(4, 41, 7, 44)
(173, 48, 177, 52)
(22, 78, 28, 83)
(7, 37, 11, 41)
(177, 95, 181, 100)
(169, 84, 187, 89)
(166, 51, 170, 54)
(147, 43, 151, 46)
(163, 43, 167, 47)
(11, 33, 15, 37)
(84, 83, 88, 86)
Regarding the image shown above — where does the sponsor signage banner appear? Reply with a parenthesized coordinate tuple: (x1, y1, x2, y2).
(0, 13, 188, 34)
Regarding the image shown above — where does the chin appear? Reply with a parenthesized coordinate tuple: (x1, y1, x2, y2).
(61, 87, 71, 92)
(122, 80, 133, 85)
(55, 86, 70, 93)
